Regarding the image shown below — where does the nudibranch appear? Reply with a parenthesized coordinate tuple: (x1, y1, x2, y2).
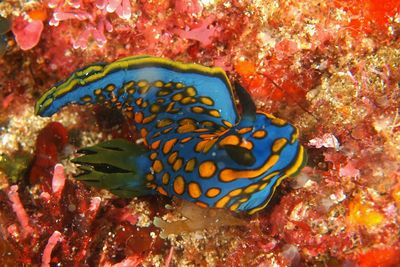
(35, 55, 306, 214)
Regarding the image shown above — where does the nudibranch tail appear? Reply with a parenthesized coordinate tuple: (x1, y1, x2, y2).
(35, 62, 107, 116)
(35, 56, 238, 126)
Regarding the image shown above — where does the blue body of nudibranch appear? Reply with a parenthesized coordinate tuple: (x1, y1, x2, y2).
(35, 55, 306, 214)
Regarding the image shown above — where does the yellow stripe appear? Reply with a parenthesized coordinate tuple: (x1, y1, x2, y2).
(38, 98, 54, 114)
(53, 79, 80, 98)
(75, 65, 104, 77)
(56, 56, 232, 98)
(290, 127, 299, 144)
(244, 184, 259, 194)
(247, 173, 286, 215)
(285, 145, 305, 176)
(114, 56, 231, 85)
(37, 63, 104, 113)
(247, 146, 305, 214)
(215, 195, 230, 208)
(34, 87, 56, 114)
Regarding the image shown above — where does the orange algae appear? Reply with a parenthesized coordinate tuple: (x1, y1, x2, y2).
(391, 184, 400, 207)
(28, 9, 48, 21)
(347, 197, 384, 229)
(234, 60, 257, 78)
(234, 60, 285, 101)
(357, 247, 400, 267)
(234, 56, 313, 103)
(334, 0, 400, 36)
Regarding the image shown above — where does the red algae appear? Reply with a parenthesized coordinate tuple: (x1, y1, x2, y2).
(11, 16, 44, 50)
(29, 122, 68, 192)
(1, 0, 400, 265)
(7, 185, 34, 237)
(41, 230, 62, 267)
(0, 164, 166, 265)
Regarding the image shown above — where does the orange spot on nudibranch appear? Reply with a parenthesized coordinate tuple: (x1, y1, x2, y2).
(240, 140, 254, 150)
(150, 104, 161, 113)
(165, 102, 175, 112)
(195, 139, 218, 153)
(180, 137, 192, 143)
(185, 87, 197, 96)
(142, 114, 156, 124)
(149, 152, 158, 160)
(191, 106, 204, 113)
(252, 130, 267, 139)
(173, 175, 185, 195)
(157, 186, 168, 196)
(244, 184, 259, 194)
(181, 96, 195, 105)
(167, 152, 178, 165)
(237, 127, 253, 134)
(105, 84, 115, 92)
(172, 158, 183, 172)
(198, 161, 217, 178)
(146, 173, 154, 181)
(163, 138, 177, 154)
(152, 160, 163, 173)
(94, 89, 103, 95)
(206, 188, 221, 198)
(140, 128, 148, 146)
(154, 80, 164, 87)
(188, 182, 202, 199)
(219, 135, 240, 146)
(157, 119, 173, 128)
(209, 109, 221, 118)
(229, 188, 242, 197)
(177, 124, 196, 133)
(162, 173, 170, 185)
(215, 195, 230, 208)
(172, 93, 183, 101)
(223, 120, 233, 127)
(135, 112, 144, 123)
(272, 138, 288, 153)
(199, 96, 214, 106)
(136, 98, 143, 106)
(151, 139, 161, 150)
(184, 158, 196, 172)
